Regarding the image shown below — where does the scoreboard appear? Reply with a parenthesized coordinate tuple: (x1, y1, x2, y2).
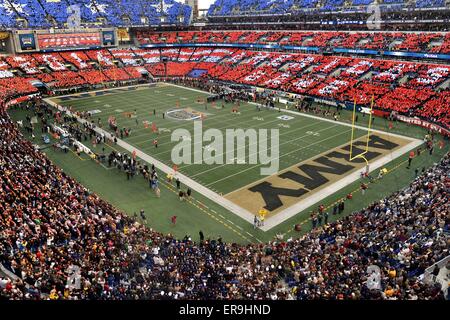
(13, 28, 118, 53)
(17, 32, 37, 51)
(37, 32, 101, 50)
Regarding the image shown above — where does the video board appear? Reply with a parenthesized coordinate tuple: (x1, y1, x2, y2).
(37, 32, 101, 50)
(14, 28, 117, 53)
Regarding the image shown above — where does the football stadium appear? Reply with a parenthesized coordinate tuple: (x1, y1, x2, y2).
(0, 0, 449, 305)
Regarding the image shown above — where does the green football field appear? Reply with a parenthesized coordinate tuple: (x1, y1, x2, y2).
(52, 83, 370, 195)
(10, 82, 447, 244)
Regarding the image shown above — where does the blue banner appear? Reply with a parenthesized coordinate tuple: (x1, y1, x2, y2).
(141, 43, 450, 60)
(333, 48, 379, 55)
(40, 46, 103, 53)
(381, 51, 450, 60)
(283, 45, 319, 52)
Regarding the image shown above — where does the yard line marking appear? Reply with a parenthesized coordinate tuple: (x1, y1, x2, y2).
(127, 114, 301, 157)
(196, 123, 340, 181)
(72, 91, 200, 120)
(129, 111, 275, 148)
(52, 83, 155, 101)
(128, 106, 287, 147)
(205, 125, 348, 187)
(98, 161, 114, 170)
(66, 88, 188, 105)
(181, 120, 327, 172)
(149, 114, 308, 156)
(105, 103, 265, 145)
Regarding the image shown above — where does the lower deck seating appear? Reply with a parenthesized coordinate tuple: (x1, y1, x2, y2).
(0, 47, 448, 129)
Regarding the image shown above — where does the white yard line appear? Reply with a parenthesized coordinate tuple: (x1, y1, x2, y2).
(132, 107, 286, 149)
(177, 117, 320, 168)
(205, 124, 345, 187)
(52, 83, 157, 100)
(196, 123, 339, 180)
(98, 161, 114, 171)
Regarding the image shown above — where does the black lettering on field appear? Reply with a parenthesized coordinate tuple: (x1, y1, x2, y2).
(246, 134, 402, 212)
(249, 181, 308, 211)
(366, 134, 399, 150)
(281, 157, 354, 190)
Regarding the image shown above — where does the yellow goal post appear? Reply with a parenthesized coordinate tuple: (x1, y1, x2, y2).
(349, 96, 375, 174)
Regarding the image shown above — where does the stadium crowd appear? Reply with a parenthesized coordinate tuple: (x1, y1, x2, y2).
(0, 97, 448, 299)
(1, 45, 449, 129)
(136, 30, 450, 54)
(0, 0, 192, 28)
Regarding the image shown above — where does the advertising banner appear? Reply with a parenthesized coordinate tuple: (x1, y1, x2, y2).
(395, 115, 450, 136)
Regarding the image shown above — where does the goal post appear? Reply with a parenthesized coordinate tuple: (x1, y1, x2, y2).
(349, 96, 375, 174)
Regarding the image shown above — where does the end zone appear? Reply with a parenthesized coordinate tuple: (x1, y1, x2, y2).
(226, 132, 422, 231)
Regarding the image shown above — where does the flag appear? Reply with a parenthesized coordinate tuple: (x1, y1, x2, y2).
(151, 122, 157, 133)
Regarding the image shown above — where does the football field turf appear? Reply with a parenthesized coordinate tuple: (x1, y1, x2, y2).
(52, 83, 371, 194)
(27, 82, 447, 243)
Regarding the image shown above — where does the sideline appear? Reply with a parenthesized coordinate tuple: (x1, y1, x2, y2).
(44, 97, 259, 228)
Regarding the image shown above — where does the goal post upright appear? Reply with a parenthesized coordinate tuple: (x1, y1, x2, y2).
(349, 96, 375, 173)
